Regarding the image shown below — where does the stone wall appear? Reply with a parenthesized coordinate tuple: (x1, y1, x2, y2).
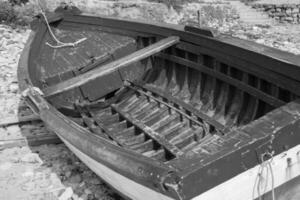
(251, 4, 300, 23)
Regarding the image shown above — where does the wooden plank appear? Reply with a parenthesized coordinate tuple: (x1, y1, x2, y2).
(43, 36, 180, 97)
(111, 104, 184, 157)
(63, 15, 300, 82)
(184, 26, 215, 37)
(0, 134, 61, 150)
(0, 114, 41, 127)
(86, 109, 128, 147)
(126, 84, 205, 129)
(157, 53, 285, 108)
(137, 83, 226, 132)
(177, 42, 300, 97)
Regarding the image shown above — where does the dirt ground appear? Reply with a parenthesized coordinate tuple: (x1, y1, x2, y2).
(0, 0, 300, 200)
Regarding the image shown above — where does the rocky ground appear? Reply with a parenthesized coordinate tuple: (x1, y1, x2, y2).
(0, 0, 300, 200)
(217, 21, 300, 54)
(0, 144, 119, 200)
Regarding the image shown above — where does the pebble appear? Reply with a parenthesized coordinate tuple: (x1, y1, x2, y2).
(255, 38, 266, 44)
(69, 174, 82, 184)
(89, 177, 101, 185)
(8, 83, 19, 93)
(58, 187, 73, 200)
(79, 193, 88, 200)
(72, 194, 80, 200)
(65, 170, 72, 178)
(84, 188, 92, 195)
(21, 153, 43, 164)
(22, 170, 34, 177)
(0, 162, 12, 171)
(10, 156, 20, 163)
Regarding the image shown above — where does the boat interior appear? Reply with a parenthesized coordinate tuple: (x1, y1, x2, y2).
(28, 14, 300, 171)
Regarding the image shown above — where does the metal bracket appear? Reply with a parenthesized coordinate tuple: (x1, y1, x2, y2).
(255, 134, 275, 163)
(161, 172, 184, 200)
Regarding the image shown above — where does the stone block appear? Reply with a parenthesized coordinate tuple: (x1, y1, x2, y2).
(276, 12, 285, 17)
(285, 17, 293, 22)
(291, 4, 297, 8)
(265, 4, 274, 10)
(269, 8, 275, 12)
(292, 8, 300, 13)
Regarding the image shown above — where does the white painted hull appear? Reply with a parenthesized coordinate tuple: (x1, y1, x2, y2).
(62, 136, 300, 200)
(193, 144, 300, 200)
(62, 138, 174, 200)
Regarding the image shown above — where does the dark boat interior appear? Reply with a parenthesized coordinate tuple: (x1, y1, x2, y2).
(28, 15, 300, 169)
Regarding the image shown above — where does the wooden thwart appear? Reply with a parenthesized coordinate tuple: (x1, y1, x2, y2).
(43, 36, 180, 97)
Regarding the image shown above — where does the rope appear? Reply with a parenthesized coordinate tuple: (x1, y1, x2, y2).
(252, 152, 276, 200)
(268, 161, 276, 200)
(36, 0, 87, 48)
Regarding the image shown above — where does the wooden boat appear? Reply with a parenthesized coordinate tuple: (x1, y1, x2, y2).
(18, 6, 300, 200)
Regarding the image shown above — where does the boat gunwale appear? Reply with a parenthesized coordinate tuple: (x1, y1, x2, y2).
(59, 13, 300, 82)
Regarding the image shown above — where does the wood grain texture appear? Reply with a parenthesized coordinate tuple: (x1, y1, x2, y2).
(43, 36, 180, 97)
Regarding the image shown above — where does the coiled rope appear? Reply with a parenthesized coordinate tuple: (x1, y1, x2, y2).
(252, 152, 276, 200)
(36, 0, 87, 48)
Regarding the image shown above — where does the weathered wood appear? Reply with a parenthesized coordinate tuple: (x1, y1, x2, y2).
(43, 36, 180, 97)
(135, 83, 227, 132)
(176, 42, 300, 96)
(127, 84, 205, 130)
(0, 134, 61, 150)
(0, 114, 41, 127)
(157, 53, 285, 108)
(111, 104, 184, 157)
(63, 15, 300, 82)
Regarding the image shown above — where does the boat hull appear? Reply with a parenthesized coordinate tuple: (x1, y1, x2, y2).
(62, 137, 173, 200)
(61, 133, 300, 200)
(193, 144, 300, 200)
(19, 10, 300, 200)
